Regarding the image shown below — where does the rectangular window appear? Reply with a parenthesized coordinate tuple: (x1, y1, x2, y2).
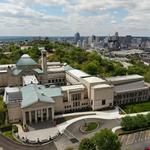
(102, 100, 106, 105)
(71, 93, 81, 101)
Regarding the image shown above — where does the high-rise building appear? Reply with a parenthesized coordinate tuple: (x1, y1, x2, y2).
(74, 32, 80, 44)
(108, 32, 120, 51)
(88, 35, 96, 45)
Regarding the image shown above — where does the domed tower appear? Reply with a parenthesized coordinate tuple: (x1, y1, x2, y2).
(41, 49, 47, 83)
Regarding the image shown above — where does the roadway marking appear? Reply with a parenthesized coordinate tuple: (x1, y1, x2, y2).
(134, 132, 139, 143)
(126, 134, 132, 145)
(0, 147, 3, 150)
(138, 131, 143, 142)
(148, 130, 150, 139)
(145, 130, 150, 140)
(126, 133, 135, 145)
(119, 135, 126, 144)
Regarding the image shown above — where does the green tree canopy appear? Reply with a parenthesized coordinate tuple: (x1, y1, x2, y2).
(0, 96, 7, 126)
(78, 138, 96, 150)
(93, 129, 121, 150)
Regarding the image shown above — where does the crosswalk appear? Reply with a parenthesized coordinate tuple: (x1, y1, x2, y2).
(119, 130, 150, 145)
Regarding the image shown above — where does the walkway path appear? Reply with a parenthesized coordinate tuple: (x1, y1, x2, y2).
(16, 124, 59, 142)
(57, 108, 120, 133)
(0, 133, 57, 150)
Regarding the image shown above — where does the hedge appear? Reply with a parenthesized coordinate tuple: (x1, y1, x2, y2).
(121, 113, 150, 131)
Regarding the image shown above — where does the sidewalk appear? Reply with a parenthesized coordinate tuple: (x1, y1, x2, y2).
(57, 108, 120, 133)
(55, 107, 120, 119)
(16, 124, 59, 142)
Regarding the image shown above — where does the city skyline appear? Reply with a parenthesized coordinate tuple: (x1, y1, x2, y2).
(0, 0, 149, 36)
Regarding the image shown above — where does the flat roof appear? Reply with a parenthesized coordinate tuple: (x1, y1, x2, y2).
(83, 76, 106, 84)
(0, 64, 15, 71)
(47, 62, 61, 66)
(106, 75, 143, 82)
(5, 87, 20, 93)
(47, 66, 65, 72)
(92, 84, 111, 89)
(114, 81, 147, 93)
(22, 75, 39, 85)
(61, 84, 85, 91)
(68, 69, 90, 78)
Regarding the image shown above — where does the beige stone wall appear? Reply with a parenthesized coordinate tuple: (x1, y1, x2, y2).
(22, 101, 54, 111)
(8, 75, 21, 86)
(91, 86, 114, 110)
(54, 91, 90, 113)
(54, 97, 64, 113)
(7, 103, 22, 123)
(0, 72, 8, 87)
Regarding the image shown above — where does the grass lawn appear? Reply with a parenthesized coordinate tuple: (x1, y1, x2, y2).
(2, 131, 15, 140)
(122, 101, 150, 113)
(2, 130, 18, 142)
(83, 122, 98, 132)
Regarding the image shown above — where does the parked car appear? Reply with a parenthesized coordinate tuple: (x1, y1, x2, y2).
(145, 146, 150, 150)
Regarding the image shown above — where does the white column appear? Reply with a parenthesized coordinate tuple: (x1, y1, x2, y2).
(23, 111, 26, 126)
(52, 107, 54, 119)
(29, 111, 32, 124)
(46, 108, 49, 121)
(35, 110, 38, 123)
(41, 109, 43, 122)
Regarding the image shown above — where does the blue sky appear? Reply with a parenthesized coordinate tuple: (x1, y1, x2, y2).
(0, 0, 149, 36)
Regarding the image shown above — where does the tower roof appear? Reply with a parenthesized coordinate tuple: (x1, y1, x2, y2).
(16, 54, 37, 66)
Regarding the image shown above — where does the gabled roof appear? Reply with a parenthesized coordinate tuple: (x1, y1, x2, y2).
(16, 54, 37, 66)
(21, 84, 62, 108)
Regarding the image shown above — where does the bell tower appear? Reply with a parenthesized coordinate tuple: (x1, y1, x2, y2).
(41, 49, 47, 83)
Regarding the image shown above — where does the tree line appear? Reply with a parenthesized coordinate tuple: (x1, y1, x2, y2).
(121, 113, 150, 131)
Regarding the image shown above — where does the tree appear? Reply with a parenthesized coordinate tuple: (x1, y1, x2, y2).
(93, 129, 121, 150)
(0, 96, 7, 126)
(78, 138, 96, 150)
(83, 61, 99, 75)
(121, 116, 135, 130)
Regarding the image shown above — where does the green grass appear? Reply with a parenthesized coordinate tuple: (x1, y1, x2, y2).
(2, 130, 18, 142)
(2, 131, 16, 140)
(122, 101, 150, 113)
(83, 122, 98, 132)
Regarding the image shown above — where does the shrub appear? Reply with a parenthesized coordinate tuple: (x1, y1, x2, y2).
(12, 125, 18, 133)
(78, 138, 96, 150)
(121, 114, 150, 131)
(0, 124, 12, 132)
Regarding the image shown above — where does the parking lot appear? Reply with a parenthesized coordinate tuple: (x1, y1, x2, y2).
(119, 130, 150, 150)
(119, 130, 150, 145)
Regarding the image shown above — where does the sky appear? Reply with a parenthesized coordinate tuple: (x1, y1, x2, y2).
(0, 0, 149, 36)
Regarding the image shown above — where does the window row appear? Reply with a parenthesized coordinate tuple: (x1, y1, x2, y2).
(71, 93, 81, 101)
(48, 78, 65, 83)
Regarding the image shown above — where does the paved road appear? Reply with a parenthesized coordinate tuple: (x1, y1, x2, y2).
(120, 130, 150, 150)
(0, 134, 57, 150)
(66, 118, 120, 139)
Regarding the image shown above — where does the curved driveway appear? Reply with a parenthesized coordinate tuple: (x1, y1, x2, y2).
(65, 118, 121, 139)
(0, 134, 57, 150)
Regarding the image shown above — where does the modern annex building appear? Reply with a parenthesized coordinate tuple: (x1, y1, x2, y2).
(1, 50, 150, 125)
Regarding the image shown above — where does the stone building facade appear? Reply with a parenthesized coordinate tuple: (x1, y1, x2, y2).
(2, 50, 150, 125)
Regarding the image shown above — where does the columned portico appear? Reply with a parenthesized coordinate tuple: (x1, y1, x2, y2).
(22, 106, 54, 125)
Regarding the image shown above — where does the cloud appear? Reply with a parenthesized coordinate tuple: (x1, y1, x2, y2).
(0, 0, 149, 36)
